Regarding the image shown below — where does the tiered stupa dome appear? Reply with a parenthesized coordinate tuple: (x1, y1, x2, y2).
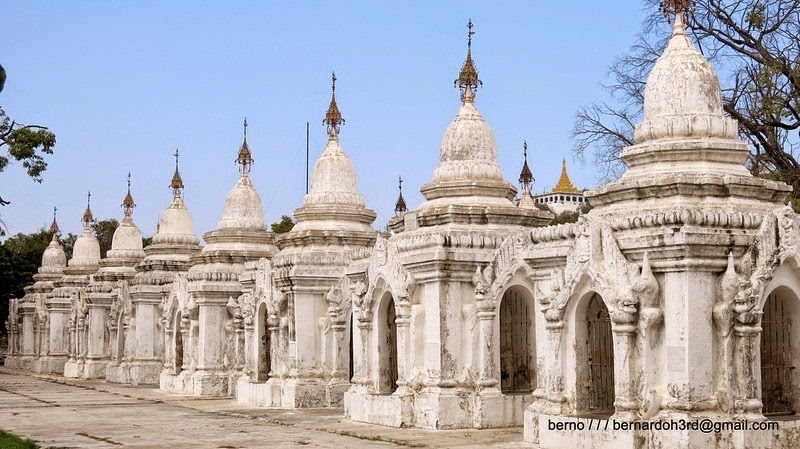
(291, 73, 376, 234)
(391, 21, 551, 231)
(107, 175, 146, 260)
(419, 20, 518, 207)
(588, 6, 790, 208)
(153, 150, 199, 246)
(69, 192, 101, 267)
(217, 119, 267, 231)
(41, 207, 67, 271)
(303, 140, 365, 209)
(635, 13, 737, 144)
(618, 10, 749, 178)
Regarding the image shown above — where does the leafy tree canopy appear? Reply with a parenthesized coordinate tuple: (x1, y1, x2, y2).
(271, 215, 295, 234)
(1, 64, 57, 234)
(92, 219, 118, 258)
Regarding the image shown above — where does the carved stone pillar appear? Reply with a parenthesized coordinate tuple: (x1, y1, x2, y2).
(161, 315, 171, 370)
(329, 309, 348, 383)
(267, 315, 279, 378)
(242, 321, 255, 379)
(393, 297, 412, 393)
(179, 314, 189, 372)
(543, 320, 566, 413)
(610, 319, 639, 420)
(476, 292, 498, 389)
(733, 298, 763, 418)
(234, 320, 245, 372)
(355, 320, 372, 388)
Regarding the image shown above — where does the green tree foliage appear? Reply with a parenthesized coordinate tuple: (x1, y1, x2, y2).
(0, 107, 56, 190)
(60, 233, 77, 261)
(549, 204, 594, 225)
(91, 219, 118, 258)
(0, 229, 52, 337)
(572, 0, 800, 208)
(1, 65, 57, 234)
(270, 215, 295, 234)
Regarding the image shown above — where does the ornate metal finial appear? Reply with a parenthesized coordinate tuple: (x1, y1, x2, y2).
(235, 118, 254, 176)
(660, 0, 693, 23)
(122, 172, 136, 217)
(519, 141, 533, 185)
(82, 191, 95, 229)
(323, 72, 345, 139)
(454, 19, 482, 103)
(394, 175, 408, 216)
(49, 206, 60, 236)
(170, 148, 184, 197)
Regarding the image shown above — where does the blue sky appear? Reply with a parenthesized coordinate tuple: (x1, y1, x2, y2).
(2, 1, 651, 240)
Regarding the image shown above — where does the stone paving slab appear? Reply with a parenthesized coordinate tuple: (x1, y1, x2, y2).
(0, 369, 534, 448)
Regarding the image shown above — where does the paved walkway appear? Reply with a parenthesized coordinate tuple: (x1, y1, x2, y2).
(0, 369, 531, 449)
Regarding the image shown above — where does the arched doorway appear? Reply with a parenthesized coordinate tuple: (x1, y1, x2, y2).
(380, 295, 398, 394)
(586, 293, 614, 413)
(348, 315, 354, 382)
(761, 291, 794, 415)
(174, 311, 183, 374)
(257, 303, 269, 381)
(500, 287, 533, 393)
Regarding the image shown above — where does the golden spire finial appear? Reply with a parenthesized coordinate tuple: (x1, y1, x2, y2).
(394, 175, 408, 216)
(553, 158, 580, 194)
(235, 118, 254, 176)
(454, 19, 482, 103)
(323, 72, 345, 139)
(170, 148, 184, 198)
(82, 191, 95, 229)
(49, 206, 60, 237)
(122, 172, 136, 217)
(519, 141, 533, 185)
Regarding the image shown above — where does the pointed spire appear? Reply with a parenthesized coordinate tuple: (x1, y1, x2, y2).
(660, 0, 692, 24)
(170, 148, 185, 198)
(323, 72, 345, 139)
(81, 191, 94, 230)
(553, 158, 580, 194)
(454, 19, 482, 103)
(122, 172, 136, 217)
(235, 118, 254, 176)
(519, 141, 534, 185)
(394, 175, 408, 216)
(49, 206, 60, 238)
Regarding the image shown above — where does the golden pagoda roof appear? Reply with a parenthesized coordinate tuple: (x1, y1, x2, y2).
(553, 159, 580, 194)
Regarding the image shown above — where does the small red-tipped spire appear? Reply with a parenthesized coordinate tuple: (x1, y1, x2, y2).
(122, 172, 136, 217)
(49, 206, 60, 237)
(170, 148, 184, 198)
(518, 141, 534, 185)
(81, 191, 95, 229)
(394, 176, 408, 216)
